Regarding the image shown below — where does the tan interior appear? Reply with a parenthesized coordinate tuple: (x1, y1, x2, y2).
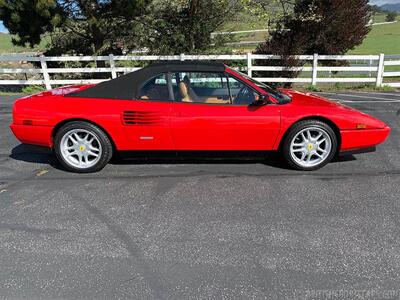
(140, 75, 231, 104)
(179, 76, 229, 104)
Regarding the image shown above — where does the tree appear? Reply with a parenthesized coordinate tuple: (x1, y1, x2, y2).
(241, 0, 295, 32)
(369, 5, 380, 12)
(0, 0, 62, 47)
(143, 0, 241, 55)
(255, 0, 371, 83)
(386, 11, 398, 22)
(0, 0, 149, 55)
(242, 0, 295, 19)
(0, 0, 243, 55)
(369, 5, 382, 23)
(258, 0, 370, 56)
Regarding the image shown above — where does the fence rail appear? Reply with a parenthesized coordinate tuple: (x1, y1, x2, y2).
(0, 53, 399, 90)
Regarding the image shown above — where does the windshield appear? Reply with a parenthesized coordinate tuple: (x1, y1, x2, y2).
(237, 71, 292, 104)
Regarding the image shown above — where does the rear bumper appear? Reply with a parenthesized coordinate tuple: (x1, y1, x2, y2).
(340, 126, 391, 152)
(10, 124, 53, 147)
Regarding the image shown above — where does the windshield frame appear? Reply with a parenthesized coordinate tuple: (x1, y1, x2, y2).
(226, 67, 292, 104)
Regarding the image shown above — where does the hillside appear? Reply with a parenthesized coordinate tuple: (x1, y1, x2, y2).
(350, 17, 400, 54)
(0, 12, 398, 55)
(0, 33, 47, 54)
(381, 3, 400, 11)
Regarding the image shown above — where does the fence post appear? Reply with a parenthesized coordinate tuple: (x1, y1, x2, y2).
(109, 54, 117, 79)
(247, 52, 252, 77)
(40, 55, 51, 90)
(180, 53, 185, 61)
(312, 53, 318, 86)
(376, 53, 385, 87)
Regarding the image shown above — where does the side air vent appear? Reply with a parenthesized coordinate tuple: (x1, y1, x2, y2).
(122, 111, 162, 126)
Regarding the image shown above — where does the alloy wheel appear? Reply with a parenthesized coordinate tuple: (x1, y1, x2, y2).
(60, 129, 102, 169)
(289, 127, 332, 168)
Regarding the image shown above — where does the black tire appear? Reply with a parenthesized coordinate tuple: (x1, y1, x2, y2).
(54, 121, 113, 173)
(282, 120, 337, 171)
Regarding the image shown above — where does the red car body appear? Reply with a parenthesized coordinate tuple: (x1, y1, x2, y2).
(10, 65, 390, 157)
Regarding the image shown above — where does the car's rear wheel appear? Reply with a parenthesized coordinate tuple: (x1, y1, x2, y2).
(283, 120, 337, 171)
(54, 121, 113, 173)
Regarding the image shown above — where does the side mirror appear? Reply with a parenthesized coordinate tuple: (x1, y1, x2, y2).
(250, 95, 269, 106)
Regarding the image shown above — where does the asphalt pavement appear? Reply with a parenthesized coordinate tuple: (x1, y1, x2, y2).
(0, 92, 399, 299)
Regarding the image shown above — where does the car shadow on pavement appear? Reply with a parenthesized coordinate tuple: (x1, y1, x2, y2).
(112, 153, 356, 169)
(112, 156, 293, 170)
(10, 144, 56, 165)
(10, 144, 356, 172)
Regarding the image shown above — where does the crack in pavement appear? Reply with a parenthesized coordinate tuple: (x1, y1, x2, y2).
(67, 189, 170, 300)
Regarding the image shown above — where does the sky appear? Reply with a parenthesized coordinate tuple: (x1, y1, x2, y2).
(370, 0, 400, 4)
(0, 0, 398, 34)
(0, 22, 6, 33)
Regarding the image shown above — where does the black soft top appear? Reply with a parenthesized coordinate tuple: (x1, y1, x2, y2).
(66, 61, 226, 100)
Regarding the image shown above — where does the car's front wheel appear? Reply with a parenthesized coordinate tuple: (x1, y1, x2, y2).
(283, 120, 337, 171)
(54, 121, 113, 173)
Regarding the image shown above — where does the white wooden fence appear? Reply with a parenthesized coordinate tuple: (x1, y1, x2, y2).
(0, 53, 399, 90)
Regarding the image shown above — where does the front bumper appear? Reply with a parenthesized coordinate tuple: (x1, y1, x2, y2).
(340, 126, 391, 152)
(10, 124, 53, 147)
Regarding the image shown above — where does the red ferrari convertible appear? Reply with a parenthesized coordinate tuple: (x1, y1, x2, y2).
(10, 61, 390, 173)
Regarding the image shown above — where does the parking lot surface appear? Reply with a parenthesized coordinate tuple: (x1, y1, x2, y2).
(0, 92, 400, 299)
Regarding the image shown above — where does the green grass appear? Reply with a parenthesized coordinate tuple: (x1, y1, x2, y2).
(0, 91, 24, 96)
(219, 12, 268, 32)
(221, 19, 267, 32)
(350, 18, 400, 54)
(0, 33, 48, 53)
(371, 13, 387, 23)
(298, 83, 396, 93)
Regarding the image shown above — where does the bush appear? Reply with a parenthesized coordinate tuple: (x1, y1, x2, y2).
(386, 12, 398, 22)
(22, 85, 46, 95)
(305, 85, 321, 92)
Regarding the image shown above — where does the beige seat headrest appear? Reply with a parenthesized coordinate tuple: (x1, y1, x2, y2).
(179, 77, 193, 102)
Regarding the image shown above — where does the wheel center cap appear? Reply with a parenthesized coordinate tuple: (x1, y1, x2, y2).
(79, 145, 86, 152)
(307, 144, 314, 151)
